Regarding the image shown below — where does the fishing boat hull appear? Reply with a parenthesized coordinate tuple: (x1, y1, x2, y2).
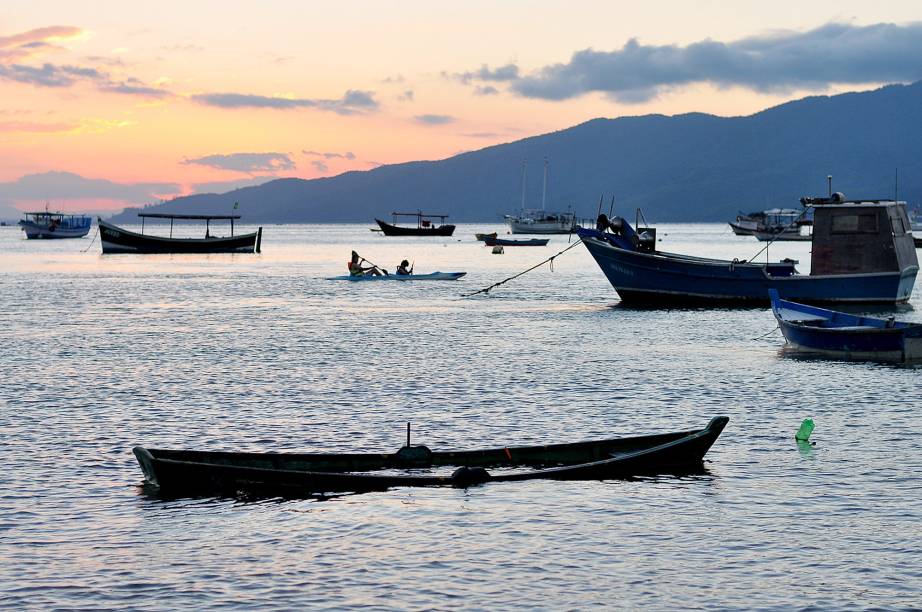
(480, 233, 549, 247)
(98, 219, 262, 254)
(753, 230, 812, 242)
(577, 229, 916, 306)
(770, 289, 922, 362)
(327, 272, 466, 281)
(133, 416, 729, 497)
(375, 219, 455, 236)
(18, 220, 92, 239)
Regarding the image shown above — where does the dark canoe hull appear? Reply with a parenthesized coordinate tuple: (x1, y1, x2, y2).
(134, 416, 728, 497)
(770, 290, 922, 362)
(483, 236, 549, 247)
(577, 229, 917, 306)
(99, 219, 262, 254)
(375, 219, 455, 236)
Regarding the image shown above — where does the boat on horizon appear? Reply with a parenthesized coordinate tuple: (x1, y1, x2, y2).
(133, 416, 729, 497)
(504, 159, 576, 234)
(575, 191, 918, 306)
(18, 208, 92, 239)
(375, 211, 455, 236)
(98, 213, 262, 254)
(769, 289, 922, 363)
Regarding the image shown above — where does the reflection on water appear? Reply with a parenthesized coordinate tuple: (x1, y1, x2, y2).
(1, 224, 920, 610)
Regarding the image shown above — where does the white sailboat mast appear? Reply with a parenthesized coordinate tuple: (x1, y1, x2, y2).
(542, 157, 548, 212)
(520, 159, 527, 211)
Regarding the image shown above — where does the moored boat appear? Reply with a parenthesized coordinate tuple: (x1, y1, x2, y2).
(576, 192, 918, 306)
(98, 214, 262, 254)
(476, 232, 549, 247)
(729, 208, 812, 241)
(19, 210, 92, 239)
(375, 212, 455, 236)
(133, 416, 729, 497)
(504, 158, 576, 234)
(327, 271, 466, 281)
(769, 289, 922, 363)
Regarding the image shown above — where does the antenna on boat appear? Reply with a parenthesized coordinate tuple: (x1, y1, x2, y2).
(542, 157, 548, 211)
(406, 422, 411, 447)
(596, 194, 604, 218)
(827, 175, 832, 197)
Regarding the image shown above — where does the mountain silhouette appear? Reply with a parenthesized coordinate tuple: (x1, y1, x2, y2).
(110, 82, 922, 223)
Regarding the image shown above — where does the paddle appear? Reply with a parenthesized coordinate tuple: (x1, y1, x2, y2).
(357, 253, 389, 275)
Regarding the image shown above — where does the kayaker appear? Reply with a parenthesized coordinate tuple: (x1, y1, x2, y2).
(396, 259, 413, 275)
(348, 250, 383, 276)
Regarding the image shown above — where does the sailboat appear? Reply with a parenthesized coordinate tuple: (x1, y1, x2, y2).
(504, 158, 575, 234)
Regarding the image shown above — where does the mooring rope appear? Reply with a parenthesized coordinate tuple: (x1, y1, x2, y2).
(753, 323, 781, 340)
(462, 239, 584, 298)
(81, 225, 100, 253)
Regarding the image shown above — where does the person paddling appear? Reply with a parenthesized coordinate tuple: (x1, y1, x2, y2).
(396, 259, 413, 275)
(348, 250, 385, 276)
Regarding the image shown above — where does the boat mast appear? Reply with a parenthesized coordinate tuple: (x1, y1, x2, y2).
(520, 159, 527, 211)
(542, 157, 548, 212)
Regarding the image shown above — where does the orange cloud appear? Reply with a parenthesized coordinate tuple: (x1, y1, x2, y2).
(0, 26, 84, 63)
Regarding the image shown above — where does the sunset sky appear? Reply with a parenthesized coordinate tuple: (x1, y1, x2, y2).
(3, 1, 922, 214)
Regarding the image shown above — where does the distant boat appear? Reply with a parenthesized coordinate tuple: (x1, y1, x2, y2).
(729, 208, 812, 241)
(375, 211, 455, 236)
(576, 191, 919, 305)
(769, 289, 922, 363)
(908, 207, 922, 248)
(328, 271, 466, 281)
(505, 159, 576, 234)
(476, 232, 549, 247)
(19, 208, 91, 239)
(98, 213, 262, 254)
(132, 416, 729, 497)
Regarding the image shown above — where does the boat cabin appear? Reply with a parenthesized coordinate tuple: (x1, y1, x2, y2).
(803, 194, 918, 276)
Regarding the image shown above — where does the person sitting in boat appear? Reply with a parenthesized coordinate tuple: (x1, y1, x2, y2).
(348, 251, 383, 276)
(396, 259, 412, 275)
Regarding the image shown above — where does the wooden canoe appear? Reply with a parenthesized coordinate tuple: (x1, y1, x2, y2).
(133, 416, 729, 497)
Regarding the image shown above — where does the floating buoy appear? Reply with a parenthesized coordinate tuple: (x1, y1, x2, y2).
(492, 245, 504, 254)
(795, 418, 815, 442)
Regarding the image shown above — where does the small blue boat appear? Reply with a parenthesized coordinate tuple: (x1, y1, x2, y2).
(769, 289, 922, 363)
(328, 272, 466, 281)
(576, 193, 918, 305)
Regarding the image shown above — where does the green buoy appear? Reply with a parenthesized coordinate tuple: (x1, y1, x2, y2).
(795, 418, 815, 442)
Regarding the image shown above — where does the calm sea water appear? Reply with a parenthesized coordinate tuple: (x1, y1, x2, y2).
(1, 222, 920, 610)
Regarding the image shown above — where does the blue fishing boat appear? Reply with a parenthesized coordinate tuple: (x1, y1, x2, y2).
(769, 289, 922, 363)
(576, 193, 918, 305)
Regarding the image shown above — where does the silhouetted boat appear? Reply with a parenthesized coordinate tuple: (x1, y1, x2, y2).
(98, 213, 262, 254)
(375, 212, 455, 236)
(19, 209, 91, 239)
(769, 289, 922, 362)
(133, 417, 729, 497)
(476, 232, 549, 246)
(577, 192, 918, 306)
